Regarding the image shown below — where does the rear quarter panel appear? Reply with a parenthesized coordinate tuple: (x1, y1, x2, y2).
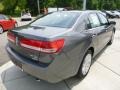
(49, 31, 93, 78)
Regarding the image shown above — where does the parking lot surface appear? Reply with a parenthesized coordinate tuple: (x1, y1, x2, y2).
(0, 19, 120, 90)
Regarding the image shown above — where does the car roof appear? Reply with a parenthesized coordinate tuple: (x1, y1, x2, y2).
(57, 10, 102, 14)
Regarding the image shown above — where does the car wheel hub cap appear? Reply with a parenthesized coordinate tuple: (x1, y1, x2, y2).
(82, 54, 92, 75)
(0, 26, 3, 33)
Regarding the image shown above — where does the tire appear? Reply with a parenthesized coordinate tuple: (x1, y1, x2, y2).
(108, 31, 115, 45)
(0, 25, 3, 34)
(77, 50, 92, 78)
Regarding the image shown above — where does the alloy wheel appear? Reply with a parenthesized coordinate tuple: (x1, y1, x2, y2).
(0, 26, 3, 34)
(81, 53, 92, 76)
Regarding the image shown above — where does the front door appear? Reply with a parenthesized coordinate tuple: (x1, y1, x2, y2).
(97, 13, 113, 48)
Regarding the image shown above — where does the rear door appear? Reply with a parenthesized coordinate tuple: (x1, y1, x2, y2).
(0, 15, 7, 30)
(86, 13, 105, 54)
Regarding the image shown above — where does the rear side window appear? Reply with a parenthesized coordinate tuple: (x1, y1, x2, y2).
(89, 13, 101, 28)
(97, 13, 108, 25)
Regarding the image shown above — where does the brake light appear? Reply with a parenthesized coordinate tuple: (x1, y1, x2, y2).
(7, 32, 16, 43)
(20, 38, 64, 53)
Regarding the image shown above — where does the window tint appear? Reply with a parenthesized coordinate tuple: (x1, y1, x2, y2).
(31, 12, 80, 28)
(89, 13, 101, 28)
(98, 13, 108, 25)
(0, 15, 5, 20)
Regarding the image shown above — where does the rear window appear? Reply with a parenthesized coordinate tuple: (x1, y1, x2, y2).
(31, 12, 80, 28)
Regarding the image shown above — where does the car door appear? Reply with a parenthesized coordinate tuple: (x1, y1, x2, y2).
(0, 15, 11, 30)
(0, 15, 7, 30)
(86, 13, 105, 54)
(97, 13, 113, 48)
(3, 15, 14, 29)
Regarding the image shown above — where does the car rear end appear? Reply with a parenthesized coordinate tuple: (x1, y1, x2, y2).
(21, 13, 32, 21)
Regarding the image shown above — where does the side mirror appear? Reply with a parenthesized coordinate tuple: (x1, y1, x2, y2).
(109, 21, 116, 25)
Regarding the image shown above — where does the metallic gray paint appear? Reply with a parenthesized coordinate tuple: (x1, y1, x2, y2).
(6, 11, 115, 83)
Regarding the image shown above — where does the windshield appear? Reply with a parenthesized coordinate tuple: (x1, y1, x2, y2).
(31, 12, 80, 28)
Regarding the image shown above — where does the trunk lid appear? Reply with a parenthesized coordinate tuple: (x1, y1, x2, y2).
(8, 25, 67, 63)
(13, 25, 68, 40)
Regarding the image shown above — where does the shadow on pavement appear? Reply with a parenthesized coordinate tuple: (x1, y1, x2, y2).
(0, 66, 71, 90)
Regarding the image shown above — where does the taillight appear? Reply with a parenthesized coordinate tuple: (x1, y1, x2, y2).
(20, 38, 64, 54)
(7, 32, 16, 43)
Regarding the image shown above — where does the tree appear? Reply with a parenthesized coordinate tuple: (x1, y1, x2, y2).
(2, 0, 19, 14)
(26, 0, 38, 15)
(0, 0, 120, 16)
(18, 0, 27, 10)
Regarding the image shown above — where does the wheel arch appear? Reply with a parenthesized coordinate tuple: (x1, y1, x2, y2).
(0, 24, 3, 28)
(76, 46, 94, 77)
(0, 23, 4, 30)
(88, 47, 94, 56)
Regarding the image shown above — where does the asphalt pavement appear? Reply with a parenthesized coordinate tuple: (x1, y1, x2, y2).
(0, 19, 120, 90)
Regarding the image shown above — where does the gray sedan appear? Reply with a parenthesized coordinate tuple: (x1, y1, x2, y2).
(6, 10, 116, 83)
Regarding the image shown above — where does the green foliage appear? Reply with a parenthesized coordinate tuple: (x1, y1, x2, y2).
(0, 3, 4, 12)
(0, 0, 120, 16)
(2, 0, 18, 14)
(18, 0, 27, 10)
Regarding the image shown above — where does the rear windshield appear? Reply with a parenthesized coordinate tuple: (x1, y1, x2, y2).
(31, 12, 80, 28)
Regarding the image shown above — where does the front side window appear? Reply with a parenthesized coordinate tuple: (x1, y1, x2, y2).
(97, 13, 108, 25)
(89, 13, 101, 28)
(4, 15, 9, 20)
(0, 15, 5, 20)
(31, 12, 80, 28)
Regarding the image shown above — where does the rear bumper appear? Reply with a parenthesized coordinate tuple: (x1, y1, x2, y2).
(6, 45, 78, 83)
